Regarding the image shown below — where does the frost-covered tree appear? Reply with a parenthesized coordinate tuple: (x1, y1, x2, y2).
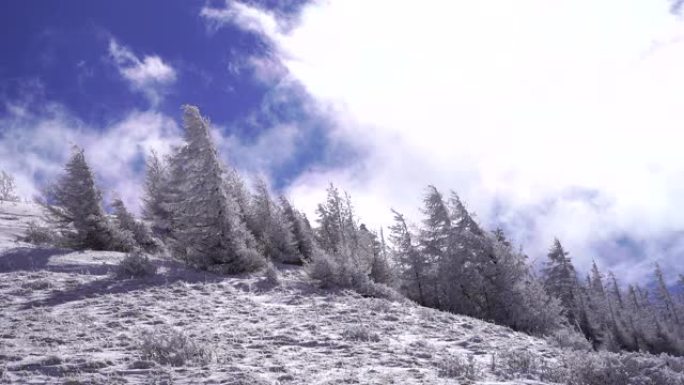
(142, 151, 173, 239)
(389, 209, 428, 305)
(247, 178, 299, 263)
(165, 105, 264, 273)
(41, 147, 132, 251)
(655, 264, 680, 326)
(0, 170, 20, 202)
(280, 196, 315, 262)
(225, 168, 253, 225)
(543, 239, 580, 326)
(316, 183, 346, 254)
(111, 197, 159, 252)
(359, 224, 394, 286)
(419, 185, 451, 264)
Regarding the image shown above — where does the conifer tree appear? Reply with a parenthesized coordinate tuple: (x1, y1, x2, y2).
(280, 196, 315, 262)
(42, 147, 132, 251)
(165, 105, 263, 273)
(247, 178, 299, 263)
(655, 263, 680, 326)
(142, 151, 173, 239)
(543, 239, 580, 326)
(389, 209, 427, 305)
(112, 197, 158, 252)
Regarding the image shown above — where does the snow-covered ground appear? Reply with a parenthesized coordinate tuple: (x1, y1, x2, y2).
(0, 202, 570, 384)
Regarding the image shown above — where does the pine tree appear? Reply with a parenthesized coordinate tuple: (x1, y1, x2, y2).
(112, 197, 158, 252)
(419, 185, 451, 263)
(542, 239, 580, 326)
(316, 184, 345, 254)
(142, 151, 173, 239)
(165, 105, 264, 273)
(389, 209, 427, 305)
(655, 263, 680, 326)
(359, 224, 394, 285)
(279, 196, 315, 262)
(41, 147, 132, 251)
(247, 178, 299, 263)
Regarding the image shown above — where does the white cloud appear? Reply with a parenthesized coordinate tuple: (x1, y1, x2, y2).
(108, 39, 177, 105)
(0, 103, 181, 213)
(209, 0, 684, 283)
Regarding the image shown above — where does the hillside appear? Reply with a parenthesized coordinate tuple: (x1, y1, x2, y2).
(1, 202, 682, 385)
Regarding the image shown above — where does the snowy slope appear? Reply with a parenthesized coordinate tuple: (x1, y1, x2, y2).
(0, 202, 568, 384)
(0, 200, 45, 249)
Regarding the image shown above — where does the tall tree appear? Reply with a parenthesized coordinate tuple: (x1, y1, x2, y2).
(542, 239, 580, 326)
(389, 209, 427, 305)
(142, 151, 173, 239)
(165, 105, 263, 272)
(280, 196, 315, 262)
(655, 263, 680, 326)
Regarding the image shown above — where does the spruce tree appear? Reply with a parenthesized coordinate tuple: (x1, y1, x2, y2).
(42, 147, 132, 251)
(142, 151, 173, 239)
(542, 239, 580, 326)
(280, 196, 315, 262)
(247, 178, 299, 263)
(389, 209, 427, 305)
(112, 197, 158, 252)
(165, 105, 263, 273)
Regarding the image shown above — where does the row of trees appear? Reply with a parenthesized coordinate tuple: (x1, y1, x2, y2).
(543, 240, 684, 355)
(387, 186, 563, 334)
(31, 105, 684, 354)
(39, 106, 314, 273)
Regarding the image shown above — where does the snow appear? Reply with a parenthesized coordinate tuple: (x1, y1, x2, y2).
(0, 202, 570, 384)
(0, 200, 45, 249)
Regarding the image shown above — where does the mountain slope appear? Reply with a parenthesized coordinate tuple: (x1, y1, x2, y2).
(2, 202, 680, 385)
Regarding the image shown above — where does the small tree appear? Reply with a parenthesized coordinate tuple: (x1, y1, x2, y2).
(112, 197, 159, 252)
(0, 170, 20, 202)
(41, 147, 133, 251)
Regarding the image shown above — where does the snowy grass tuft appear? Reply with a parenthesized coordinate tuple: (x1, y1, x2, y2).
(341, 324, 381, 342)
(138, 327, 212, 367)
(436, 354, 479, 381)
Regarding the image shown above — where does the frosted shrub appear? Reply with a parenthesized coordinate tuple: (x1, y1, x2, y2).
(306, 251, 339, 287)
(564, 351, 684, 385)
(437, 354, 479, 381)
(264, 261, 280, 286)
(341, 324, 380, 342)
(138, 327, 211, 367)
(307, 251, 401, 300)
(498, 348, 537, 378)
(207, 248, 265, 275)
(116, 251, 157, 278)
(547, 327, 592, 352)
(22, 220, 55, 245)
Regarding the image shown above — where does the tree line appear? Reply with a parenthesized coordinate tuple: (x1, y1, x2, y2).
(19, 105, 683, 355)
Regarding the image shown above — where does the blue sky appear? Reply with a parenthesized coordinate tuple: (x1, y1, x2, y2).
(2, 0, 684, 285)
(0, 0, 333, 189)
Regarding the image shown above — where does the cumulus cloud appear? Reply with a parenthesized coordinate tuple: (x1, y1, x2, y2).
(0, 100, 181, 213)
(206, 0, 684, 283)
(108, 39, 177, 105)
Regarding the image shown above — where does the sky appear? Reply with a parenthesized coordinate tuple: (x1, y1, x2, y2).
(1, 0, 684, 285)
